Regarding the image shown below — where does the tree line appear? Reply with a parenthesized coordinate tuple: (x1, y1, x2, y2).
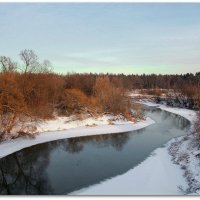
(0, 49, 199, 140)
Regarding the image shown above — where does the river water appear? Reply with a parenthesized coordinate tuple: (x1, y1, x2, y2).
(0, 107, 190, 194)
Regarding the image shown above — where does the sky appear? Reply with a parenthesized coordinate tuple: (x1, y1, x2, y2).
(0, 3, 200, 74)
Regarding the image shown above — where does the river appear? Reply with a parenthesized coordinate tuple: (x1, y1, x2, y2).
(0, 106, 190, 194)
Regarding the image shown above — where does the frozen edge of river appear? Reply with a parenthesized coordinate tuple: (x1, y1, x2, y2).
(71, 101, 198, 195)
(140, 100, 197, 124)
(0, 117, 155, 159)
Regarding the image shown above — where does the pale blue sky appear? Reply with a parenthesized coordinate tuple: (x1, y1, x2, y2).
(0, 3, 200, 74)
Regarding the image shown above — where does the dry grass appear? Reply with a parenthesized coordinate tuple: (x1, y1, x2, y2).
(85, 123, 97, 127)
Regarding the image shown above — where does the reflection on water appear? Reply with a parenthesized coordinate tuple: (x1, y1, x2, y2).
(0, 144, 54, 194)
(145, 107, 189, 130)
(0, 108, 190, 195)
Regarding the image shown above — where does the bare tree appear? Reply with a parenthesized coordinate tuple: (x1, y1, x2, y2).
(0, 56, 17, 72)
(40, 59, 53, 73)
(19, 50, 53, 74)
(19, 49, 39, 74)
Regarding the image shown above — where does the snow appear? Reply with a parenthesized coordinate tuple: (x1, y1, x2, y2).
(193, 150, 200, 156)
(0, 116, 155, 159)
(139, 100, 197, 123)
(71, 144, 188, 195)
(169, 135, 200, 194)
(36, 115, 115, 132)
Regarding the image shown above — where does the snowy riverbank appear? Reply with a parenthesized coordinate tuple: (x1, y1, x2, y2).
(72, 101, 199, 195)
(0, 116, 155, 159)
(141, 100, 200, 195)
(140, 100, 197, 124)
(71, 144, 188, 195)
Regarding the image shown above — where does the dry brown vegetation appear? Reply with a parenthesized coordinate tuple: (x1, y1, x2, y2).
(140, 88, 163, 97)
(0, 50, 136, 140)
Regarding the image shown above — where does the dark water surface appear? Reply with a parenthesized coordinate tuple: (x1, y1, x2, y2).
(0, 107, 190, 195)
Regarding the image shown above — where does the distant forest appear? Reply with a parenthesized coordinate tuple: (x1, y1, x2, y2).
(63, 72, 200, 93)
(0, 50, 200, 140)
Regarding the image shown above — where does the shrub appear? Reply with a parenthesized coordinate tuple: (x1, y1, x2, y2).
(0, 72, 28, 140)
(57, 88, 97, 116)
(93, 76, 132, 117)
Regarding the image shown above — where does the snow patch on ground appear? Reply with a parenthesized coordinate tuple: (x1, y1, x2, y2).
(0, 117, 155, 159)
(36, 114, 138, 133)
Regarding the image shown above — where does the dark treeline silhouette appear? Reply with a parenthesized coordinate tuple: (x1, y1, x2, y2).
(0, 49, 199, 140)
(64, 72, 200, 91)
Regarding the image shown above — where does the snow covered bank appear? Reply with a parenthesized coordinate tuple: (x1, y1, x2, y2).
(0, 117, 155, 159)
(140, 100, 197, 123)
(169, 135, 200, 195)
(139, 100, 200, 195)
(36, 115, 127, 133)
(71, 143, 188, 195)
